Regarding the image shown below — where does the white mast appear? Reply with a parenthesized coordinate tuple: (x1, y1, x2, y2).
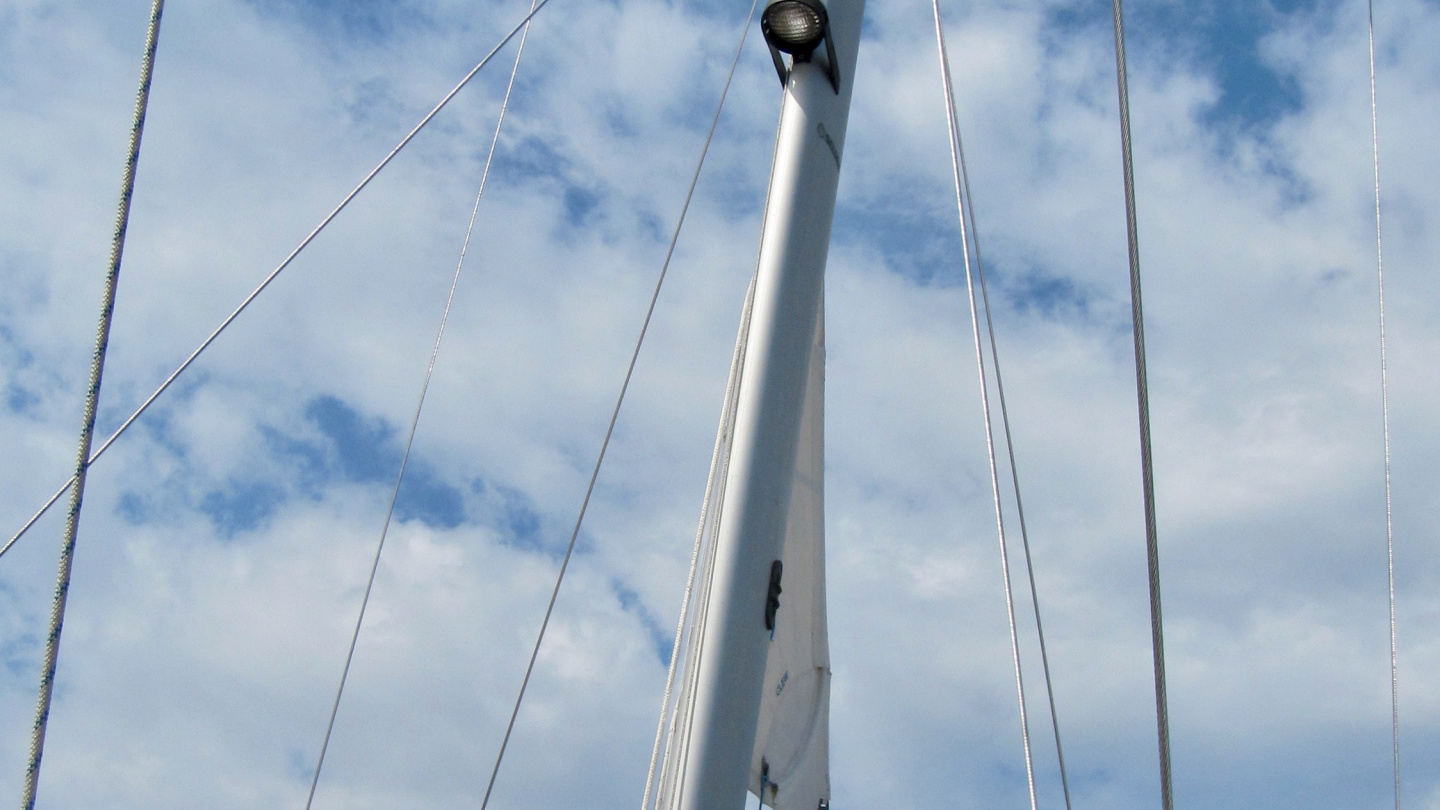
(674, 2, 863, 808)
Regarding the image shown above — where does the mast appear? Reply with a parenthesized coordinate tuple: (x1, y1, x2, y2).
(675, 2, 862, 808)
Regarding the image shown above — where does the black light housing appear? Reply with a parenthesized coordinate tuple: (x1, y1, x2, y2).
(760, 0, 840, 92)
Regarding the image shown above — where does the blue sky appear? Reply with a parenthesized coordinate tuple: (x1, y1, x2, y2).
(1, 0, 1438, 808)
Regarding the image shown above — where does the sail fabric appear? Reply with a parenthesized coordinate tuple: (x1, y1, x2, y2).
(748, 306, 830, 810)
(650, 289, 830, 810)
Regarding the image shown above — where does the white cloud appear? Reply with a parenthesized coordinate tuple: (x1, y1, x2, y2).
(1, 0, 1437, 807)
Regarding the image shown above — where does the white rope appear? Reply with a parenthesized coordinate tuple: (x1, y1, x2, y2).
(646, 14, 787, 801)
(300, 6, 538, 808)
(478, 4, 756, 804)
(640, 271, 757, 810)
(931, 4, 1037, 808)
(21, 3, 165, 807)
(931, 6, 1074, 806)
(0, 0, 552, 563)
(1108, 2, 1173, 807)
(654, 307, 748, 810)
(1366, 2, 1400, 807)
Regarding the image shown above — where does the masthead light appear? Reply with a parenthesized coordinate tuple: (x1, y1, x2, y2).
(761, 0, 827, 56)
(760, 0, 840, 92)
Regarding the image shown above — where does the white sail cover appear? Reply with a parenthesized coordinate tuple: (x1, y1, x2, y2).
(650, 294, 830, 810)
(748, 307, 830, 810)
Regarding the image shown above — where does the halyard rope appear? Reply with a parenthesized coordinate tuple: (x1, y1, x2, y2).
(932, 5, 1074, 806)
(931, 4, 1038, 808)
(640, 272, 756, 810)
(0, 0, 552, 562)
(21, 2, 166, 807)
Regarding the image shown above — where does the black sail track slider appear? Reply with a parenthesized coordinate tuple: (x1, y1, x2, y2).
(765, 559, 784, 631)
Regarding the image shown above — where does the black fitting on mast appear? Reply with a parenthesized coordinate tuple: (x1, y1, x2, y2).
(764, 559, 784, 631)
(760, 0, 840, 92)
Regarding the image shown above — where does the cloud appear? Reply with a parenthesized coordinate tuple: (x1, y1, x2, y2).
(1, 0, 1438, 807)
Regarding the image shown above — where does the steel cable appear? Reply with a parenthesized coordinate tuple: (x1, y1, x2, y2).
(931, 3, 1038, 807)
(300, 5, 538, 808)
(478, 4, 756, 805)
(1108, 2, 1174, 807)
(0, 0, 551, 562)
(932, 5, 1074, 806)
(1366, 2, 1400, 807)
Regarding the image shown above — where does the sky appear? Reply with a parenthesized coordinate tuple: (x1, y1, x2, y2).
(1, 0, 1438, 807)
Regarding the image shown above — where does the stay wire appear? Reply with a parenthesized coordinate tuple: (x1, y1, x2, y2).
(931, 4, 1037, 808)
(932, 6, 1073, 807)
(1367, 1, 1400, 807)
(0, 0, 551, 562)
(300, 7, 538, 809)
(640, 269, 756, 810)
(1109, 2, 1174, 807)
(645, 17, 781, 801)
(20, 3, 165, 807)
(478, 4, 756, 805)
(655, 273, 757, 810)
(640, 309, 731, 810)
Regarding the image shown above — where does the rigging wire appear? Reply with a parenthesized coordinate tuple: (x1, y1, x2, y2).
(931, 6, 1073, 807)
(478, 4, 757, 805)
(930, 3, 1037, 808)
(650, 268, 755, 810)
(640, 270, 757, 810)
(1108, 2, 1174, 807)
(1366, 1, 1400, 807)
(20, 3, 165, 807)
(300, 6, 538, 808)
(657, 89, 797, 810)
(0, 0, 552, 562)
(646, 21, 785, 802)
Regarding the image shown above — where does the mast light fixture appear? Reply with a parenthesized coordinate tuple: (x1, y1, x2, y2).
(760, 0, 840, 92)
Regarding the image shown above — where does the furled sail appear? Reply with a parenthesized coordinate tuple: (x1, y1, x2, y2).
(748, 304, 830, 810)
(649, 290, 830, 810)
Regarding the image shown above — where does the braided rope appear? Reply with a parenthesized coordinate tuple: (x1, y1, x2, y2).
(1, 0, 551, 563)
(21, 3, 166, 807)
